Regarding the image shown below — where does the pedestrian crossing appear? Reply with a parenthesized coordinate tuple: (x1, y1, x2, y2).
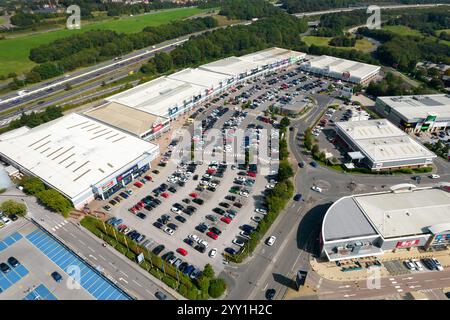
(50, 220, 69, 232)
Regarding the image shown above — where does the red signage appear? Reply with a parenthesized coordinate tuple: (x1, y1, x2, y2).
(396, 240, 420, 248)
(152, 124, 164, 133)
(342, 71, 351, 79)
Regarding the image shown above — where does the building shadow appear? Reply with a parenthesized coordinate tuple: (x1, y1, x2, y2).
(296, 202, 331, 255)
(272, 273, 297, 290)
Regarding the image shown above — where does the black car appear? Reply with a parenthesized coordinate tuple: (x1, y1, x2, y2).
(196, 224, 208, 233)
(168, 187, 177, 193)
(175, 215, 186, 223)
(194, 245, 206, 253)
(241, 224, 255, 233)
(210, 226, 222, 236)
(265, 289, 276, 300)
(184, 238, 195, 246)
(234, 202, 243, 208)
(207, 186, 217, 192)
(167, 223, 178, 231)
(152, 170, 160, 174)
(152, 245, 165, 255)
(182, 198, 191, 204)
(192, 198, 204, 205)
(162, 251, 174, 261)
(225, 195, 236, 201)
(7, 257, 19, 268)
(224, 247, 236, 255)
(219, 202, 230, 209)
(298, 161, 305, 168)
(183, 208, 194, 216)
(153, 221, 163, 229)
(213, 207, 225, 215)
(0, 262, 11, 273)
(193, 174, 199, 180)
(9, 214, 18, 222)
(136, 212, 147, 219)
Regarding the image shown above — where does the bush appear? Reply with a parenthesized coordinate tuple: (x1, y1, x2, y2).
(0, 200, 27, 217)
(36, 189, 73, 217)
(208, 278, 227, 298)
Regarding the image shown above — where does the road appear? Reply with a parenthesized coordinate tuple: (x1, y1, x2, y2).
(0, 189, 183, 301)
(224, 91, 450, 300)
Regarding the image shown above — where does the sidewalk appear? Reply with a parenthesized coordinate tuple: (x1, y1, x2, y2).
(310, 247, 450, 282)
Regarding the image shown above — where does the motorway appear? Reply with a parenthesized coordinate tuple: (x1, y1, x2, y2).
(223, 92, 450, 300)
(0, 189, 183, 301)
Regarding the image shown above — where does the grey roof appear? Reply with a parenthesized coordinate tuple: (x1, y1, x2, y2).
(323, 197, 377, 241)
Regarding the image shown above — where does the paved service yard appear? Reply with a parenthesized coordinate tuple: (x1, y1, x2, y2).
(0, 220, 129, 300)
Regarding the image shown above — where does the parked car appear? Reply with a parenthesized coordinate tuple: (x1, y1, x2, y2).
(155, 291, 167, 300)
(266, 236, 276, 246)
(176, 248, 188, 256)
(0, 262, 11, 273)
(209, 248, 217, 258)
(51, 271, 63, 282)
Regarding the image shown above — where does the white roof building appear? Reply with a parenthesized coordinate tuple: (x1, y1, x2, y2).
(167, 68, 230, 91)
(302, 55, 380, 84)
(335, 119, 436, 170)
(0, 113, 159, 207)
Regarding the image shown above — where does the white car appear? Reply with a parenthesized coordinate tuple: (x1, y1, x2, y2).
(265, 184, 275, 190)
(431, 257, 444, 271)
(251, 216, 262, 223)
(430, 174, 440, 179)
(188, 234, 199, 242)
(209, 248, 217, 258)
(311, 186, 322, 193)
(163, 227, 174, 236)
(255, 208, 267, 214)
(171, 207, 181, 214)
(240, 191, 249, 197)
(266, 236, 276, 246)
(2, 217, 11, 225)
(232, 238, 245, 247)
(404, 260, 416, 271)
(239, 231, 251, 240)
(412, 259, 424, 271)
(198, 239, 209, 248)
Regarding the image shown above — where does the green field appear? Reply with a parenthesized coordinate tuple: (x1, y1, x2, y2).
(0, 7, 204, 77)
(302, 36, 375, 52)
(0, 16, 6, 25)
(383, 25, 423, 37)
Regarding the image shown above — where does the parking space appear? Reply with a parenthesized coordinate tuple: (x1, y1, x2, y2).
(93, 63, 349, 276)
(0, 221, 130, 300)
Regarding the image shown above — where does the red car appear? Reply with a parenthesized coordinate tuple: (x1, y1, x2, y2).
(136, 202, 144, 209)
(129, 207, 137, 214)
(134, 181, 143, 188)
(176, 248, 188, 256)
(144, 175, 152, 181)
(189, 192, 199, 198)
(247, 172, 256, 178)
(161, 192, 169, 198)
(206, 231, 218, 240)
(207, 168, 216, 174)
(220, 217, 232, 224)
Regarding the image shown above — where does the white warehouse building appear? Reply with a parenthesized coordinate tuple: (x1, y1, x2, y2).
(0, 113, 159, 209)
(301, 55, 380, 84)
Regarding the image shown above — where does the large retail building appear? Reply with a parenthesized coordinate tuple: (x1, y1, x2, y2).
(321, 184, 450, 261)
(335, 119, 436, 171)
(374, 94, 450, 132)
(0, 114, 159, 209)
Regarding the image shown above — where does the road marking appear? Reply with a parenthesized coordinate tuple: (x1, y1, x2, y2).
(338, 285, 351, 288)
(69, 232, 76, 238)
(394, 285, 400, 289)
(145, 289, 152, 295)
(343, 294, 356, 298)
(397, 289, 403, 292)
(109, 262, 115, 267)
(425, 279, 436, 282)
(88, 254, 97, 261)
(262, 283, 268, 291)
(78, 239, 86, 245)
(133, 280, 143, 287)
(87, 246, 95, 253)
(440, 277, 450, 280)
(98, 255, 106, 261)
(409, 285, 421, 289)
(389, 278, 395, 281)
(119, 277, 128, 284)
(402, 277, 413, 280)
(391, 281, 397, 284)
(56, 224, 61, 228)
(120, 270, 129, 278)
(406, 281, 419, 284)
(54, 226, 59, 230)
(51, 228, 55, 232)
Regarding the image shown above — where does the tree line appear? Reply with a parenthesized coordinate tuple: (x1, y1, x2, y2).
(219, 0, 282, 20)
(140, 14, 308, 76)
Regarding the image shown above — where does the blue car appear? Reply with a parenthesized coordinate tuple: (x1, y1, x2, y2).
(294, 194, 302, 201)
(51, 271, 62, 283)
(310, 161, 317, 168)
(112, 218, 123, 227)
(119, 192, 129, 199)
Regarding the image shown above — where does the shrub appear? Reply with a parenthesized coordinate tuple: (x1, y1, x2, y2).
(208, 278, 227, 298)
(0, 200, 27, 217)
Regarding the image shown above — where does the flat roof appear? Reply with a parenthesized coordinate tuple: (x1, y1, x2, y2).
(239, 47, 305, 65)
(0, 113, 159, 199)
(199, 56, 261, 76)
(377, 94, 450, 121)
(307, 55, 380, 80)
(336, 119, 435, 163)
(323, 197, 378, 241)
(355, 188, 450, 238)
(106, 77, 206, 117)
(323, 187, 450, 241)
(167, 68, 229, 89)
(84, 102, 164, 136)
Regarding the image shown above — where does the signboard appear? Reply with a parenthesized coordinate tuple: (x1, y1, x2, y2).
(168, 106, 178, 116)
(425, 115, 437, 123)
(116, 164, 138, 182)
(152, 124, 164, 133)
(396, 239, 420, 248)
(137, 253, 144, 264)
(100, 179, 116, 193)
(342, 71, 351, 79)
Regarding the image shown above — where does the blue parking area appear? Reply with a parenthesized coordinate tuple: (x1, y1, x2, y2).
(26, 228, 131, 300)
(23, 284, 57, 300)
(0, 263, 29, 293)
(0, 232, 23, 252)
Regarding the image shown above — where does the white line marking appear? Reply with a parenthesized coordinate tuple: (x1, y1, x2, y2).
(78, 239, 86, 245)
(51, 228, 55, 232)
(397, 289, 403, 292)
(119, 278, 128, 284)
(98, 255, 106, 261)
(87, 246, 95, 253)
(133, 280, 143, 287)
(425, 279, 436, 282)
(120, 271, 128, 278)
(391, 281, 397, 284)
(69, 232, 76, 238)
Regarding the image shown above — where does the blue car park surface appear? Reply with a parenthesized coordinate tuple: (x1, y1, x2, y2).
(0, 232, 23, 252)
(26, 228, 131, 300)
(23, 284, 57, 300)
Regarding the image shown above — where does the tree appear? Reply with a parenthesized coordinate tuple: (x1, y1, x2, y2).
(311, 144, 320, 155)
(202, 264, 215, 279)
(36, 189, 73, 217)
(278, 160, 294, 181)
(0, 200, 27, 217)
(153, 52, 173, 73)
(21, 176, 46, 195)
(280, 117, 290, 128)
(208, 278, 227, 298)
